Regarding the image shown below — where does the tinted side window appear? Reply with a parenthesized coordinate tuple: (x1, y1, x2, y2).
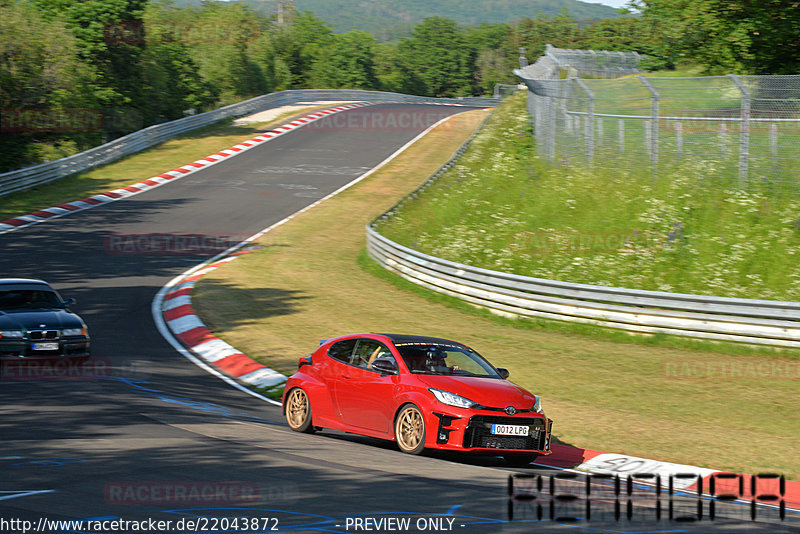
(327, 339, 357, 364)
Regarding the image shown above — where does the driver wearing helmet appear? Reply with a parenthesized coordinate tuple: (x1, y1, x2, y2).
(424, 346, 459, 374)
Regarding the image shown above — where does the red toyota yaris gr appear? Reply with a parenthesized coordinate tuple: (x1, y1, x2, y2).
(282, 333, 552, 465)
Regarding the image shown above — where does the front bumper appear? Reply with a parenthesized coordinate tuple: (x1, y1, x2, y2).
(0, 338, 91, 359)
(428, 409, 553, 454)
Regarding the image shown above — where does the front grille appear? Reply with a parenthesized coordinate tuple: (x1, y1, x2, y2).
(29, 330, 59, 340)
(463, 415, 548, 451)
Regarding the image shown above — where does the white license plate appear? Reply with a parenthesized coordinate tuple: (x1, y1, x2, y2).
(32, 342, 59, 351)
(491, 424, 529, 436)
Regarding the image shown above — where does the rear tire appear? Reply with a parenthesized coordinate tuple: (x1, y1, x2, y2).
(394, 404, 426, 455)
(285, 388, 315, 433)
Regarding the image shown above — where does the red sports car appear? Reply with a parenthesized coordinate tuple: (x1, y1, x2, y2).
(282, 333, 552, 464)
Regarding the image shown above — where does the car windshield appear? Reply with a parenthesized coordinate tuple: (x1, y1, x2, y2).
(394, 342, 501, 378)
(0, 289, 63, 310)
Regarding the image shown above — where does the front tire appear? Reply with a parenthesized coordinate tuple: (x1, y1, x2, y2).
(394, 404, 426, 455)
(285, 388, 315, 433)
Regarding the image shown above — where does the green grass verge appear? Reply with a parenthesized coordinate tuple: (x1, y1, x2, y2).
(375, 91, 800, 301)
(190, 108, 800, 480)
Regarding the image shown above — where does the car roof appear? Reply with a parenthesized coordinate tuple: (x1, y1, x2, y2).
(0, 278, 51, 288)
(376, 333, 467, 347)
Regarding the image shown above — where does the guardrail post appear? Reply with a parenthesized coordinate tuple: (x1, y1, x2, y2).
(637, 75, 659, 178)
(727, 74, 750, 186)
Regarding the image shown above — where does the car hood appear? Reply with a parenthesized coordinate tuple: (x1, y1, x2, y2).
(416, 374, 537, 410)
(0, 309, 83, 330)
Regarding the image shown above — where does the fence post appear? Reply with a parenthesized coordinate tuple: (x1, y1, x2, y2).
(637, 76, 659, 176)
(770, 123, 778, 168)
(574, 78, 594, 165)
(727, 74, 750, 186)
(519, 47, 528, 68)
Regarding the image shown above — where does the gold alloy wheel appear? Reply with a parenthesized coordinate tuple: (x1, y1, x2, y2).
(395, 405, 425, 454)
(286, 388, 312, 432)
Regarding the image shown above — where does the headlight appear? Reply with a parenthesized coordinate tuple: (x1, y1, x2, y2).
(62, 327, 87, 337)
(533, 395, 543, 413)
(0, 330, 24, 339)
(428, 388, 477, 409)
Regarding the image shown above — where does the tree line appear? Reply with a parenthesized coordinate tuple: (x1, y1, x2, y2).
(1, 0, 796, 173)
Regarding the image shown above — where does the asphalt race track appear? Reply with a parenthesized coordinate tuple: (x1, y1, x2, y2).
(0, 104, 796, 534)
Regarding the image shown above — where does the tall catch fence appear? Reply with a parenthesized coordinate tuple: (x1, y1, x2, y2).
(515, 46, 800, 185)
(0, 89, 498, 197)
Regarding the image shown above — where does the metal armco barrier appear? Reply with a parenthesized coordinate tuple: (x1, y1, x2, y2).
(0, 89, 498, 197)
(366, 227, 800, 347)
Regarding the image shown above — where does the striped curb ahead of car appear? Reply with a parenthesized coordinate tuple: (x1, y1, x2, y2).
(0, 103, 373, 235)
(160, 250, 288, 396)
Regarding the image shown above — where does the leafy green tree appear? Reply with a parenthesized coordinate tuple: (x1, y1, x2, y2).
(0, 1, 97, 170)
(372, 42, 406, 93)
(177, 1, 268, 101)
(270, 10, 333, 88)
(509, 12, 593, 56)
(139, 42, 219, 123)
(629, 0, 800, 74)
(138, 1, 220, 123)
(309, 31, 379, 89)
(397, 17, 474, 97)
(30, 0, 149, 108)
(464, 23, 514, 95)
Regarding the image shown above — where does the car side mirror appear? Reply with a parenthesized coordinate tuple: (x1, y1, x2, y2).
(496, 367, 510, 379)
(63, 297, 76, 308)
(371, 358, 398, 375)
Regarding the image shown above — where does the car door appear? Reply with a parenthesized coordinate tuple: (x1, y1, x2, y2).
(318, 338, 358, 423)
(333, 338, 399, 434)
